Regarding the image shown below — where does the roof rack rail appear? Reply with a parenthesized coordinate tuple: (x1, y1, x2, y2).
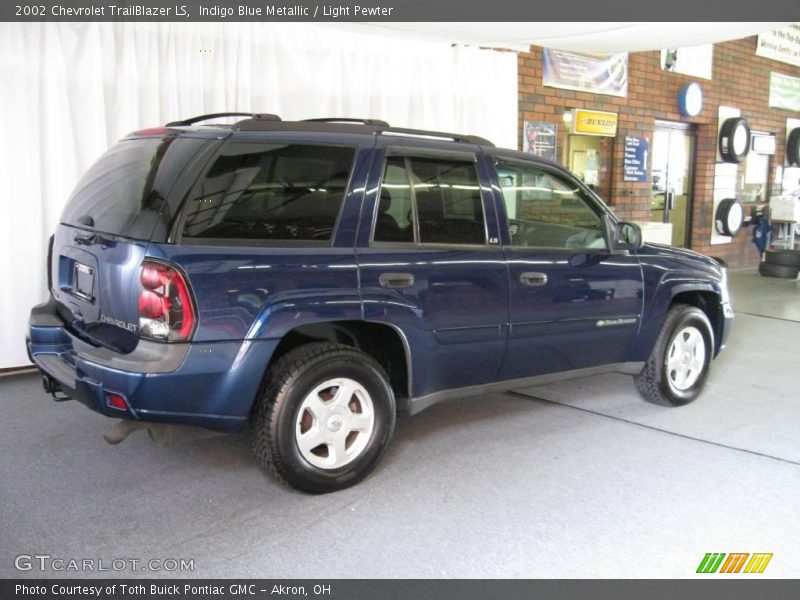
(381, 128, 494, 147)
(230, 117, 494, 146)
(166, 112, 281, 126)
(303, 117, 391, 126)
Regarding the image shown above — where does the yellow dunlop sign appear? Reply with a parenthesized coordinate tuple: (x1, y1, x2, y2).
(571, 109, 618, 137)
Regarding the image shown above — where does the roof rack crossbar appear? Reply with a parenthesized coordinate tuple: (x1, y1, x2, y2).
(304, 117, 391, 127)
(166, 112, 281, 126)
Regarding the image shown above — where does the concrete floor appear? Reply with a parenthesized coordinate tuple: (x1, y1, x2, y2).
(0, 269, 798, 578)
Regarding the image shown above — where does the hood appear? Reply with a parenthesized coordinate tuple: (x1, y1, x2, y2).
(638, 242, 723, 271)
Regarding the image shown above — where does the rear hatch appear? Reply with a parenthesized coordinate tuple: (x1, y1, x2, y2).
(51, 130, 221, 353)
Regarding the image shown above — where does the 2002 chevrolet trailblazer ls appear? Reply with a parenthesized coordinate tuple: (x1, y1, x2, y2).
(27, 113, 733, 492)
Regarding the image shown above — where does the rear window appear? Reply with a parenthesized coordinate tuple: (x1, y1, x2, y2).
(181, 142, 355, 243)
(62, 136, 205, 239)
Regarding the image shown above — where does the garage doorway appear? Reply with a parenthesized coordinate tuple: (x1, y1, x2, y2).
(650, 121, 696, 247)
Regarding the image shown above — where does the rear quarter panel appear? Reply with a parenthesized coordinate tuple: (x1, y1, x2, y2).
(145, 245, 362, 342)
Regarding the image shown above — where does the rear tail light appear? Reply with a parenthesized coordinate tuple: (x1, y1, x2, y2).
(138, 260, 196, 342)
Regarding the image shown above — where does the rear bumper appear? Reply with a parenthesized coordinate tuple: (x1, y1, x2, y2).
(27, 298, 278, 432)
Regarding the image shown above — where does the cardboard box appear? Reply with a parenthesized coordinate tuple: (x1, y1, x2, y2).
(770, 196, 800, 223)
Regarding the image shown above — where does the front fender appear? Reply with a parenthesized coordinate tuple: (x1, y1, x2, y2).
(632, 269, 723, 362)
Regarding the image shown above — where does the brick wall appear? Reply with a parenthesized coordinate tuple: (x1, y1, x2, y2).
(518, 37, 800, 267)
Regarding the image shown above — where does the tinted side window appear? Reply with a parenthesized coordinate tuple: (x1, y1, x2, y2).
(182, 143, 354, 242)
(412, 158, 485, 244)
(374, 155, 486, 245)
(497, 160, 608, 251)
(374, 157, 414, 243)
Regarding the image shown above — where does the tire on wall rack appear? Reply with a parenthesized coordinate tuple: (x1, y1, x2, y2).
(787, 127, 800, 167)
(718, 117, 751, 163)
(764, 249, 800, 268)
(714, 198, 744, 237)
(758, 261, 799, 279)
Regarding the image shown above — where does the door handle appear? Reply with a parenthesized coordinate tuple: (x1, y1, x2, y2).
(667, 191, 676, 210)
(378, 272, 415, 289)
(520, 271, 548, 287)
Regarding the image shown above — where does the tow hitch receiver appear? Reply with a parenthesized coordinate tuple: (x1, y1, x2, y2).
(42, 375, 70, 402)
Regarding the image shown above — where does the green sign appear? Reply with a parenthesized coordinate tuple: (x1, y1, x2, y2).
(769, 72, 800, 111)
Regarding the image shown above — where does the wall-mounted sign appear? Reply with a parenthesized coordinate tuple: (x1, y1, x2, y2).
(571, 109, 618, 137)
(623, 136, 649, 182)
(756, 23, 800, 68)
(523, 121, 558, 162)
(678, 82, 703, 117)
(751, 133, 776, 155)
(769, 72, 800, 111)
(543, 49, 628, 98)
(661, 44, 713, 80)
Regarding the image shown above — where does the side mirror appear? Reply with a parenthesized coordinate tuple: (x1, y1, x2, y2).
(614, 221, 643, 251)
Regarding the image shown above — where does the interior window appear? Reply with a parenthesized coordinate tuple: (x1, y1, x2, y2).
(497, 160, 608, 251)
(182, 142, 354, 242)
(374, 155, 486, 245)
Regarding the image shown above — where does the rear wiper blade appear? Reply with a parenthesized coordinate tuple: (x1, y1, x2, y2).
(72, 215, 106, 245)
(73, 228, 110, 246)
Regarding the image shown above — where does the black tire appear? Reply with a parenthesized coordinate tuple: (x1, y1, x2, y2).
(764, 249, 800, 268)
(634, 304, 714, 407)
(718, 117, 750, 163)
(787, 127, 800, 167)
(252, 342, 396, 494)
(714, 198, 744, 236)
(758, 261, 799, 279)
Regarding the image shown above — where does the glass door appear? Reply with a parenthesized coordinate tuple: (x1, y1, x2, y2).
(650, 123, 695, 247)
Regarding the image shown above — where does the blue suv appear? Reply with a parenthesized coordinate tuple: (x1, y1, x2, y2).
(27, 114, 733, 493)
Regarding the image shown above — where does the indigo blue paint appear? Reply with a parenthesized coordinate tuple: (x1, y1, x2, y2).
(27, 125, 733, 432)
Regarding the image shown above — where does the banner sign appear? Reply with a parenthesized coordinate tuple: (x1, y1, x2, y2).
(543, 49, 628, 97)
(769, 72, 800, 111)
(661, 44, 713, 79)
(757, 24, 800, 68)
(623, 136, 649, 182)
(523, 121, 558, 161)
(571, 109, 618, 137)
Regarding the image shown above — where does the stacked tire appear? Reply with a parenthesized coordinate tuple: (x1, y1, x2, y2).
(759, 250, 800, 278)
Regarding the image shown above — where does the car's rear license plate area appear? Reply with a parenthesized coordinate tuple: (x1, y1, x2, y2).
(73, 262, 94, 301)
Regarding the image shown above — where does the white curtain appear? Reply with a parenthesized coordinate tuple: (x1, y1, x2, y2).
(0, 22, 517, 369)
